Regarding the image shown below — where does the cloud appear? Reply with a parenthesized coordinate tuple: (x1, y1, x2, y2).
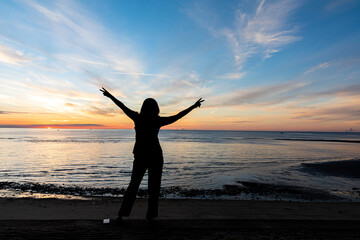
(208, 80, 308, 107)
(150, 71, 208, 108)
(0, 110, 51, 115)
(84, 106, 117, 117)
(218, 120, 253, 124)
(0, 111, 26, 114)
(0, 44, 32, 65)
(304, 62, 330, 75)
(0, 124, 104, 128)
(111, 72, 171, 78)
(27, 71, 74, 89)
(206, 77, 360, 109)
(292, 105, 360, 121)
(218, 72, 246, 79)
(224, 0, 301, 68)
(56, 54, 108, 67)
(51, 119, 69, 122)
(26, 83, 100, 102)
(186, 0, 301, 71)
(25, 0, 144, 76)
(65, 103, 75, 107)
(325, 0, 357, 12)
(307, 83, 360, 98)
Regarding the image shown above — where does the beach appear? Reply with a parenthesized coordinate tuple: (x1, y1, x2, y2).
(1, 197, 360, 239)
(1, 129, 360, 238)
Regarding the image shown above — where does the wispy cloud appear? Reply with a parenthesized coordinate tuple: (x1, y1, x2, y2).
(188, 0, 301, 69)
(25, 0, 144, 77)
(304, 62, 330, 75)
(55, 54, 108, 67)
(25, 82, 100, 102)
(208, 80, 308, 107)
(185, 0, 301, 87)
(292, 104, 360, 122)
(111, 72, 171, 78)
(218, 72, 246, 80)
(307, 83, 360, 98)
(151, 71, 208, 109)
(0, 110, 27, 114)
(51, 119, 69, 122)
(0, 44, 32, 65)
(0, 124, 104, 128)
(325, 0, 357, 12)
(208, 79, 360, 110)
(224, 0, 301, 68)
(83, 106, 117, 117)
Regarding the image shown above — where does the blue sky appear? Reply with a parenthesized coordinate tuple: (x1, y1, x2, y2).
(0, 0, 360, 131)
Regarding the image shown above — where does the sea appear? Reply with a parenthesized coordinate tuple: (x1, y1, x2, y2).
(1, 128, 360, 201)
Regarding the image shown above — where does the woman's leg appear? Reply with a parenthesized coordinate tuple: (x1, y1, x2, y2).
(147, 158, 163, 219)
(118, 160, 147, 217)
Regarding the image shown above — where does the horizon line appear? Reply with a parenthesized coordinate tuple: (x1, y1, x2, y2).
(0, 126, 357, 133)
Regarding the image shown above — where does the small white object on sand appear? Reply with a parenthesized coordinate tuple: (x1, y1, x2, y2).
(103, 219, 110, 224)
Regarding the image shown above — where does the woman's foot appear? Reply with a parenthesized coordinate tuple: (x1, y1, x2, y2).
(146, 216, 156, 223)
(115, 216, 123, 225)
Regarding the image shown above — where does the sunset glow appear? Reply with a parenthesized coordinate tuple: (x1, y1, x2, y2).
(0, 0, 359, 131)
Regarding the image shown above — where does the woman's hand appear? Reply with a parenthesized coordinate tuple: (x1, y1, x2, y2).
(193, 98, 204, 108)
(99, 87, 112, 98)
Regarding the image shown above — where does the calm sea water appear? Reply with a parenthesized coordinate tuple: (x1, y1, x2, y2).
(1, 128, 360, 200)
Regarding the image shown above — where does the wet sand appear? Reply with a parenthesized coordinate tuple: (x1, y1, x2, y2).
(1, 197, 360, 239)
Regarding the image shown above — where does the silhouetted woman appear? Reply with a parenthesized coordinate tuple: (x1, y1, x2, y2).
(100, 87, 204, 221)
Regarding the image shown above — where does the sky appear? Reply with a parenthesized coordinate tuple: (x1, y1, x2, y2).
(0, 0, 360, 131)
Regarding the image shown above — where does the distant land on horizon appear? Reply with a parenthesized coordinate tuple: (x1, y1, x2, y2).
(0, 125, 358, 133)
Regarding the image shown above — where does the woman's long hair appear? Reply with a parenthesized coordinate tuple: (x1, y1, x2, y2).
(140, 98, 159, 118)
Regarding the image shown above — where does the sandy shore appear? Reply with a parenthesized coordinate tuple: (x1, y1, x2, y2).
(1, 197, 360, 239)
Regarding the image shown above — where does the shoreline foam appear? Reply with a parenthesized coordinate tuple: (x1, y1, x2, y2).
(1, 180, 359, 202)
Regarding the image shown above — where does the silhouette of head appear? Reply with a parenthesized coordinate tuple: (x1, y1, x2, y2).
(140, 98, 159, 117)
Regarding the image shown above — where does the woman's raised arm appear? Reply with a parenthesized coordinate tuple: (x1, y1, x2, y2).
(160, 98, 204, 127)
(100, 87, 138, 121)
